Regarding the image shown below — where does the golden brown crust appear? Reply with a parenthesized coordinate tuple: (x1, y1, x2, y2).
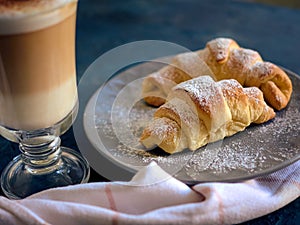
(142, 37, 293, 110)
(139, 117, 182, 154)
(204, 39, 292, 110)
(143, 96, 165, 107)
(259, 65, 292, 110)
(205, 38, 239, 64)
(141, 65, 192, 106)
(140, 76, 275, 154)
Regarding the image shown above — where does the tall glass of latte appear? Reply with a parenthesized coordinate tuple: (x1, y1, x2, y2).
(0, 0, 90, 199)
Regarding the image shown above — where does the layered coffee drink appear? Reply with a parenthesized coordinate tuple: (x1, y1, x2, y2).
(0, 0, 78, 130)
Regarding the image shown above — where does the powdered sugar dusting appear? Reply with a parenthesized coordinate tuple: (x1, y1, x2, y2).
(148, 117, 178, 138)
(185, 101, 299, 180)
(90, 61, 300, 182)
(172, 52, 214, 78)
(207, 38, 236, 62)
(159, 98, 198, 128)
(218, 78, 243, 95)
(174, 76, 222, 114)
(231, 48, 261, 67)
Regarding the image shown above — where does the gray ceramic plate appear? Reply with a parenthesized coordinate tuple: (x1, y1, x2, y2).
(84, 62, 300, 183)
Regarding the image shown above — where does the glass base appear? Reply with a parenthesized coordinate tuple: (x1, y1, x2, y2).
(1, 147, 90, 199)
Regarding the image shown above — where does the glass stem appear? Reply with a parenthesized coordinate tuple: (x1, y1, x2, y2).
(19, 133, 62, 174)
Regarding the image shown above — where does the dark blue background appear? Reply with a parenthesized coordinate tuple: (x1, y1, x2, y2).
(0, 0, 299, 224)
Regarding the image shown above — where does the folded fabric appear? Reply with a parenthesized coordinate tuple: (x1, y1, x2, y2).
(0, 160, 299, 225)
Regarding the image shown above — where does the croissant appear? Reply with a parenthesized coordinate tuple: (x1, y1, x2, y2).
(142, 38, 292, 110)
(140, 76, 275, 154)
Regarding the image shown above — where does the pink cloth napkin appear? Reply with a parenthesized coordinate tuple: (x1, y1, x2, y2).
(0, 160, 299, 225)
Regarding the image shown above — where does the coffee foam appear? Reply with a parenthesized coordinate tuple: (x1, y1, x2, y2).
(0, 0, 77, 35)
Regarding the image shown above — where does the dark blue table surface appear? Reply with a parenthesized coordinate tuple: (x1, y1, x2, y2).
(0, 0, 299, 224)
